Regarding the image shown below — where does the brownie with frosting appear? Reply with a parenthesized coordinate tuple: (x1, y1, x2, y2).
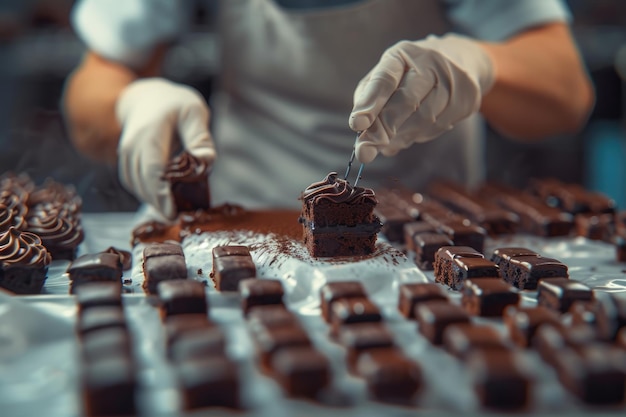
(163, 152, 211, 213)
(299, 172, 382, 257)
(0, 227, 51, 294)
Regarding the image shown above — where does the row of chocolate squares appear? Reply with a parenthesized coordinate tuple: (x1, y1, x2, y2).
(75, 273, 626, 412)
(376, 179, 618, 241)
(72, 278, 420, 413)
(141, 242, 256, 295)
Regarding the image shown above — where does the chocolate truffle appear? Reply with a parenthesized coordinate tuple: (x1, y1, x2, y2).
(461, 278, 519, 317)
(211, 245, 256, 292)
(415, 301, 470, 345)
(142, 243, 187, 294)
(320, 281, 367, 323)
(178, 357, 240, 410)
(272, 347, 331, 399)
(537, 278, 593, 313)
(67, 253, 123, 293)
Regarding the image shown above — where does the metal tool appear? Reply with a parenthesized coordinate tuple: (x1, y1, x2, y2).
(344, 131, 365, 186)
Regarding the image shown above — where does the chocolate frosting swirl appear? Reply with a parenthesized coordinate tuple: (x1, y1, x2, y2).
(0, 192, 27, 230)
(163, 152, 209, 183)
(25, 206, 84, 249)
(301, 172, 377, 204)
(28, 178, 82, 217)
(0, 227, 51, 268)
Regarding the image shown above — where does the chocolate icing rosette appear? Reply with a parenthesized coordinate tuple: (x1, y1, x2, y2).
(28, 178, 82, 220)
(163, 151, 211, 213)
(26, 205, 84, 261)
(0, 226, 51, 294)
(0, 192, 27, 231)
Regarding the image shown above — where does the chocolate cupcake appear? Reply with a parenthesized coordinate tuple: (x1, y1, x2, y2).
(26, 206, 84, 261)
(163, 152, 211, 213)
(0, 227, 51, 294)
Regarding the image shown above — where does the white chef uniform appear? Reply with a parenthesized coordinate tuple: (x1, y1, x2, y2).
(72, 0, 571, 209)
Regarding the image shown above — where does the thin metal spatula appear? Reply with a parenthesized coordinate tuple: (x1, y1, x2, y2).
(344, 131, 365, 186)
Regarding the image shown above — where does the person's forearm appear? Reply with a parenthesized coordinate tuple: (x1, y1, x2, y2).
(62, 48, 165, 164)
(479, 23, 595, 141)
(62, 52, 136, 164)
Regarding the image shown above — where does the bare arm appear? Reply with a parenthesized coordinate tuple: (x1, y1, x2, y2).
(61, 49, 164, 164)
(479, 22, 594, 141)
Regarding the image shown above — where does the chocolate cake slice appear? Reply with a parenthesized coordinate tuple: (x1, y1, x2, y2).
(299, 172, 382, 257)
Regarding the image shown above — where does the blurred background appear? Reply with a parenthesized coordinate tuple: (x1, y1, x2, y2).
(0, 0, 625, 212)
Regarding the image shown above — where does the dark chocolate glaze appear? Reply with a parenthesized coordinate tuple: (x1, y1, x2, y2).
(301, 172, 377, 205)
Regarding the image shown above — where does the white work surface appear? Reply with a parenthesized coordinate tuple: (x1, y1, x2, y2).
(1, 212, 626, 417)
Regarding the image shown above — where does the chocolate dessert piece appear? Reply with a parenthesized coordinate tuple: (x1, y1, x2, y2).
(320, 281, 367, 323)
(413, 233, 453, 270)
(82, 355, 136, 417)
(433, 245, 484, 288)
(443, 257, 500, 290)
(554, 345, 626, 405)
(104, 247, 132, 271)
(504, 305, 562, 347)
(490, 247, 539, 270)
(0, 227, 51, 294)
(433, 219, 486, 253)
(501, 255, 568, 290)
(443, 324, 509, 360)
(163, 151, 211, 213)
(468, 350, 531, 411)
(239, 278, 284, 316)
(164, 314, 214, 348)
(81, 328, 133, 363)
(338, 323, 395, 370)
(403, 221, 438, 252)
(247, 305, 298, 336)
(480, 183, 574, 237)
(575, 213, 615, 241)
(356, 348, 422, 404)
(77, 306, 127, 337)
(169, 327, 227, 362)
(428, 181, 519, 235)
(537, 278, 593, 313)
(25, 205, 84, 261)
(330, 297, 382, 336)
(529, 178, 616, 215)
(461, 278, 519, 317)
(157, 279, 208, 319)
(590, 292, 626, 341)
(272, 347, 331, 399)
(532, 324, 596, 368)
(299, 172, 382, 257)
(211, 245, 256, 292)
(415, 301, 470, 345)
(178, 357, 240, 410)
(142, 243, 187, 294)
(74, 282, 123, 316)
(255, 325, 312, 372)
(67, 253, 124, 293)
(374, 202, 414, 243)
(398, 282, 449, 319)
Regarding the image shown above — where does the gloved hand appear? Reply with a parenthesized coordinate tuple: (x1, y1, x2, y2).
(116, 78, 216, 219)
(349, 34, 495, 163)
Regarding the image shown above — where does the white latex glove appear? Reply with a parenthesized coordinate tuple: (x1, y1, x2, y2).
(116, 78, 216, 219)
(350, 34, 495, 163)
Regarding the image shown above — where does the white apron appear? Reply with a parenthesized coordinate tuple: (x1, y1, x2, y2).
(210, 0, 485, 209)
